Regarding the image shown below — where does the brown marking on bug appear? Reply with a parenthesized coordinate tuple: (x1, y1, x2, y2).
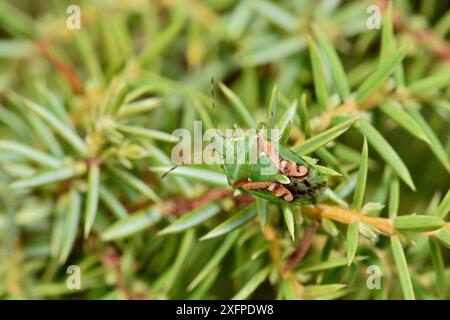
(283, 162, 308, 178)
(233, 180, 273, 189)
(271, 183, 294, 202)
(232, 134, 311, 202)
(257, 133, 281, 171)
(233, 180, 294, 202)
(258, 133, 308, 179)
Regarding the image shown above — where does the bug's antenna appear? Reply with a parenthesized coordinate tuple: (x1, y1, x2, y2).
(268, 111, 274, 127)
(161, 161, 183, 179)
(211, 77, 218, 129)
(211, 77, 215, 112)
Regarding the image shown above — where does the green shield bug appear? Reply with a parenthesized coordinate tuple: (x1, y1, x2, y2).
(211, 128, 328, 206)
(208, 78, 331, 206)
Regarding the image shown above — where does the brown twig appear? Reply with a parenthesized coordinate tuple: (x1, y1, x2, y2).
(284, 216, 321, 275)
(165, 188, 233, 216)
(304, 204, 395, 235)
(165, 189, 254, 216)
(126, 187, 253, 216)
(129, 187, 450, 237)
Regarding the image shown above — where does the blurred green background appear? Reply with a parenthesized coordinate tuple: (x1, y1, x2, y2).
(0, 0, 449, 299)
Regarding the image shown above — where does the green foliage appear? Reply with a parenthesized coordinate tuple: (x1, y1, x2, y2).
(0, 0, 448, 300)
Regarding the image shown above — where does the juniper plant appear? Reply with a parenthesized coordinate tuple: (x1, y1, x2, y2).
(0, 0, 449, 300)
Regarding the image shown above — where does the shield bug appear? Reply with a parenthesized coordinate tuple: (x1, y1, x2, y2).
(211, 128, 328, 205)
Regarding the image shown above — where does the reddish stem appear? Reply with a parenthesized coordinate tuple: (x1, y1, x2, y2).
(284, 217, 321, 274)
